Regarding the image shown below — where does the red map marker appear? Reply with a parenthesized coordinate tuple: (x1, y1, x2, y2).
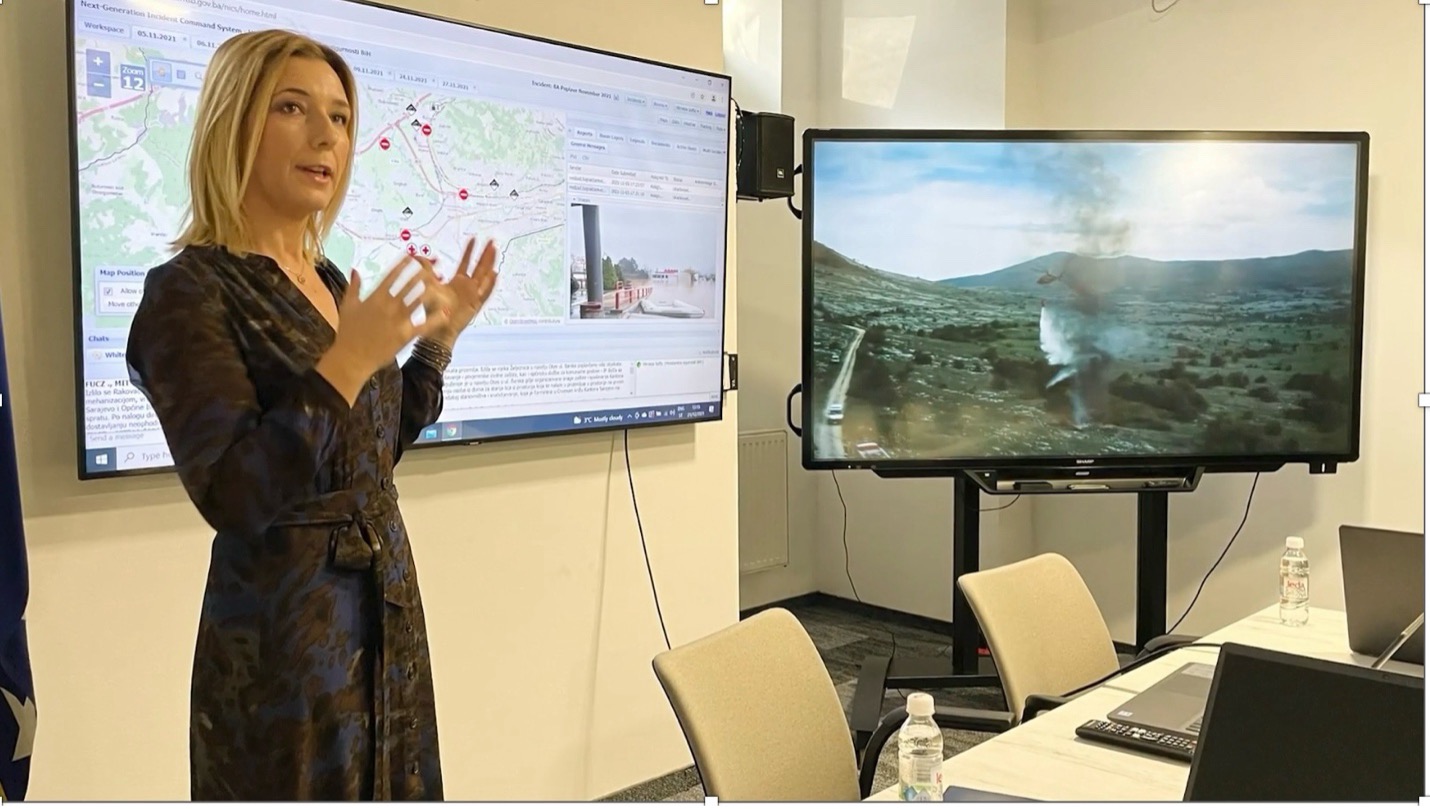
(400, 229, 411, 241)
(421, 123, 432, 136)
(406, 243, 417, 255)
(458, 188, 468, 200)
(421, 244, 431, 256)
(379, 137, 390, 150)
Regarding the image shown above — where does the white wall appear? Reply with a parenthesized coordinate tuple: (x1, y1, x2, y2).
(734, 0, 1039, 620)
(816, 0, 1008, 132)
(1006, 0, 1423, 641)
(725, 0, 821, 610)
(0, 0, 737, 799)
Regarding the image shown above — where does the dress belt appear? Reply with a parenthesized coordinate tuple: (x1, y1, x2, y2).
(270, 486, 399, 573)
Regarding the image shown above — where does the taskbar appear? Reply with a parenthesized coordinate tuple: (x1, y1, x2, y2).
(413, 399, 724, 444)
(79, 400, 724, 476)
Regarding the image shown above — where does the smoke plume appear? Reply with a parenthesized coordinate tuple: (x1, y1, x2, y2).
(1030, 147, 1133, 259)
(1026, 145, 1141, 426)
(1039, 303, 1144, 428)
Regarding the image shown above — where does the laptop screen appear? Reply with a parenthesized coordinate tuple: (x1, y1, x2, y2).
(1185, 643, 1423, 802)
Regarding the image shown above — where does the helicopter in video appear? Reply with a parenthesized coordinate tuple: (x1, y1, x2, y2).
(1031, 260, 1104, 314)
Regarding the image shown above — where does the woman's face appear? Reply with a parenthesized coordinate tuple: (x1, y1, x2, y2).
(244, 55, 351, 224)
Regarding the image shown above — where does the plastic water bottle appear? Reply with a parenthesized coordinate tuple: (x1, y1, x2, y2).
(897, 692, 943, 801)
(1279, 535, 1309, 626)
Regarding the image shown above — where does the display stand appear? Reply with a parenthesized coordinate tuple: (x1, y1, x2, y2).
(847, 473, 1183, 755)
(847, 474, 993, 754)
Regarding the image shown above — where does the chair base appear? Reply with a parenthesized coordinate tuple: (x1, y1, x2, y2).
(850, 652, 1001, 756)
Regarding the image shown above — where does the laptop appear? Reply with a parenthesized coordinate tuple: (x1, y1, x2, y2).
(942, 785, 1031, 801)
(1104, 661, 1214, 737)
(1339, 525, 1425, 665)
(1184, 642, 1423, 801)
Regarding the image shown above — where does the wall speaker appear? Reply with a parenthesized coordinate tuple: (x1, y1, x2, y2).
(736, 110, 795, 201)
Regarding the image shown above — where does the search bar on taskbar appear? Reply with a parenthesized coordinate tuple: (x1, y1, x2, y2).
(116, 443, 173, 470)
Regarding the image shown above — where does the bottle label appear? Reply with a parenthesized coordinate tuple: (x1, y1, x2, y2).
(1280, 576, 1308, 601)
(899, 756, 943, 801)
(900, 778, 942, 801)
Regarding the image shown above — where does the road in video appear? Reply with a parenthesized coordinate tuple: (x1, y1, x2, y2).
(808, 138, 1361, 462)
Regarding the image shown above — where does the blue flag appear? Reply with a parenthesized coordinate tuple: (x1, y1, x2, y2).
(0, 301, 34, 801)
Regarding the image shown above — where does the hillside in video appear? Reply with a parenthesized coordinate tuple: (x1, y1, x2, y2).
(808, 139, 1361, 462)
(568, 204, 722, 320)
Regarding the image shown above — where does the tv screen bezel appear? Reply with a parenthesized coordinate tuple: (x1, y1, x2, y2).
(66, 0, 734, 482)
(799, 127, 1370, 474)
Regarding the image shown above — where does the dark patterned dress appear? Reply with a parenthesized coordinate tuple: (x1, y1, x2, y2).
(125, 245, 444, 800)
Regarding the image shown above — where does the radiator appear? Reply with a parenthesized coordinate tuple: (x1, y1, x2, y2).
(738, 429, 790, 573)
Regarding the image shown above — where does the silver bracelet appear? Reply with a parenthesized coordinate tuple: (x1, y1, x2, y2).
(411, 338, 453, 374)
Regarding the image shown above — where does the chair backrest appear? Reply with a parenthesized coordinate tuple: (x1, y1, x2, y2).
(957, 553, 1121, 723)
(651, 608, 861, 801)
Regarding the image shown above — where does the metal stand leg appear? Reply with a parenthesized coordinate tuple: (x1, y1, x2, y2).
(849, 475, 1000, 754)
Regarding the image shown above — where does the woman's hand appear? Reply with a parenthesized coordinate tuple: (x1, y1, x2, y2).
(427, 237, 498, 347)
(315, 256, 451, 404)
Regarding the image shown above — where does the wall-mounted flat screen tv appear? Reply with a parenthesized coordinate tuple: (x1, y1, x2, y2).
(68, 0, 732, 479)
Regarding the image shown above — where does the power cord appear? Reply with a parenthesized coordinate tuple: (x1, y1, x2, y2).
(981, 494, 1021, 512)
(834, 474, 1008, 671)
(731, 96, 743, 178)
(831, 471, 907, 698)
(1167, 472, 1261, 634)
(1059, 641, 1224, 698)
(625, 429, 671, 651)
(831, 470, 861, 604)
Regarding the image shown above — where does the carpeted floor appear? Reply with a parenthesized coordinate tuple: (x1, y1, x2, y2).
(602, 599, 1006, 801)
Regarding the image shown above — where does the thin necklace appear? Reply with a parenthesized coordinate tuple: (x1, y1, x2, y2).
(278, 258, 308, 285)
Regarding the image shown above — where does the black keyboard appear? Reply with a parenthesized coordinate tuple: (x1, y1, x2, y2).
(1074, 719, 1197, 763)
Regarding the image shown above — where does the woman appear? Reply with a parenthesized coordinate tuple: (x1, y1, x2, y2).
(125, 29, 496, 800)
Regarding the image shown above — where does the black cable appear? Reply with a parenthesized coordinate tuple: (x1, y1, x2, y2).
(625, 429, 671, 651)
(1059, 641, 1224, 698)
(831, 470, 860, 603)
(1152, 0, 1180, 12)
(1166, 472, 1260, 634)
(731, 96, 743, 178)
(981, 494, 1021, 512)
(786, 165, 803, 220)
(831, 471, 905, 691)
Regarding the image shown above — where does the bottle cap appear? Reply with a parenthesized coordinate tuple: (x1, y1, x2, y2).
(1286, 536, 1304, 549)
(906, 692, 935, 717)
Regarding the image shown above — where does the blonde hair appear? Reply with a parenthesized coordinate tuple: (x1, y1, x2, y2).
(173, 29, 358, 271)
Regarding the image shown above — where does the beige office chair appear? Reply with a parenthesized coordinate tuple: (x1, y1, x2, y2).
(651, 607, 862, 801)
(654, 607, 1015, 800)
(956, 552, 1125, 725)
(861, 553, 1198, 788)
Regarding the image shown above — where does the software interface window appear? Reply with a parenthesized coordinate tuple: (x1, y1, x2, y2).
(72, 0, 732, 477)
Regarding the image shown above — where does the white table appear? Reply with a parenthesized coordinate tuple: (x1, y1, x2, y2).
(868, 605, 1424, 801)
